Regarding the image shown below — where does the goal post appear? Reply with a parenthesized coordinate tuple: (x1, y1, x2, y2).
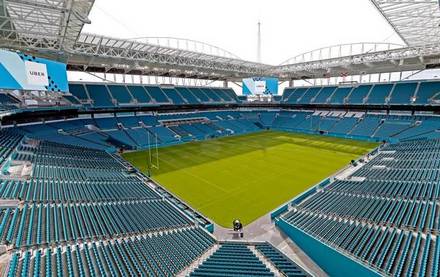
(146, 130, 160, 177)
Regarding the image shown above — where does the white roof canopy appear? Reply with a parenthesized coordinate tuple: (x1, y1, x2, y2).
(0, 0, 440, 81)
(371, 0, 440, 46)
(0, 0, 95, 50)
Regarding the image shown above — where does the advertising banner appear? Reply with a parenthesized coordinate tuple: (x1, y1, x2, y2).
(243, 77, 278, 95)
(0, 49, 68, 92)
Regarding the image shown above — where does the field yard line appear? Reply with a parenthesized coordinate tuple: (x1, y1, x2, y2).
(168, 140, 265, 169)
(197, 165, 299, 211)
(209, 137, 273, 150)
(155, 157, 229, 194)
(197, 186, 243, 209)
(162, 147, 279, 203)
(211, 134, 370, 156)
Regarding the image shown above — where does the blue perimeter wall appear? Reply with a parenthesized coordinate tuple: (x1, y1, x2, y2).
(275, 219, 382, 277)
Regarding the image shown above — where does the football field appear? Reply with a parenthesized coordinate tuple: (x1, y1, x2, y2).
(122, 131, 377, 227)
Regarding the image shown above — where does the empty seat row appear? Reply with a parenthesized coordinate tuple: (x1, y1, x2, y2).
(69, 83, 238, 108)
(328, 179, 440, 201)
(0, 178, 159, 203)
(0, 200, 191, 248)
(255, 243, 310, 276)
(297, 191, 438, 232)
(281, 211, 438, 276)
(190, 242, 274, 276)
(31, 164, 131, 181)
(8, 227, 215, 276)
(282, 80, 440, 106)
(352, 167, 440, 182)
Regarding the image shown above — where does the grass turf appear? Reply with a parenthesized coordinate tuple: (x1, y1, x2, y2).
(122, 131, 377, 227)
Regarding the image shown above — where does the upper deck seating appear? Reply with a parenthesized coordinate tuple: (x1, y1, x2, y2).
(282, 80, 440, 106)
(85, 84, 115, 108)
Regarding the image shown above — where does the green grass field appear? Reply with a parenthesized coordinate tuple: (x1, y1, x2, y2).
(122, 131, 377, 227)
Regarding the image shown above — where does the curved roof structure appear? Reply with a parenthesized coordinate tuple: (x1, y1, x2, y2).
(273, 43, 440, 80)
(0, 0, 439, 81)
(370, 0, 440, 46)
(129, 37, 241, 59)
(67, 33, 270, 80)
(280, 43, 405, 65)
(0, 0, 95, 50)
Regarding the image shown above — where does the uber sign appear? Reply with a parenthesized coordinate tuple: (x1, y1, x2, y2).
(254, 80, 266, 94)
(25, 61, 49, 86)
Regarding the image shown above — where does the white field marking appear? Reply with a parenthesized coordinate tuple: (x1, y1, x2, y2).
(154, 157, 229, 194)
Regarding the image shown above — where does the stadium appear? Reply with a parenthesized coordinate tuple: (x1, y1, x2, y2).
(0, 0, 439, 276)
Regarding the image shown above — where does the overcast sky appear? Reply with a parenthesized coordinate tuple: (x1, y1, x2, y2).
(82, 0, 405, 65)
